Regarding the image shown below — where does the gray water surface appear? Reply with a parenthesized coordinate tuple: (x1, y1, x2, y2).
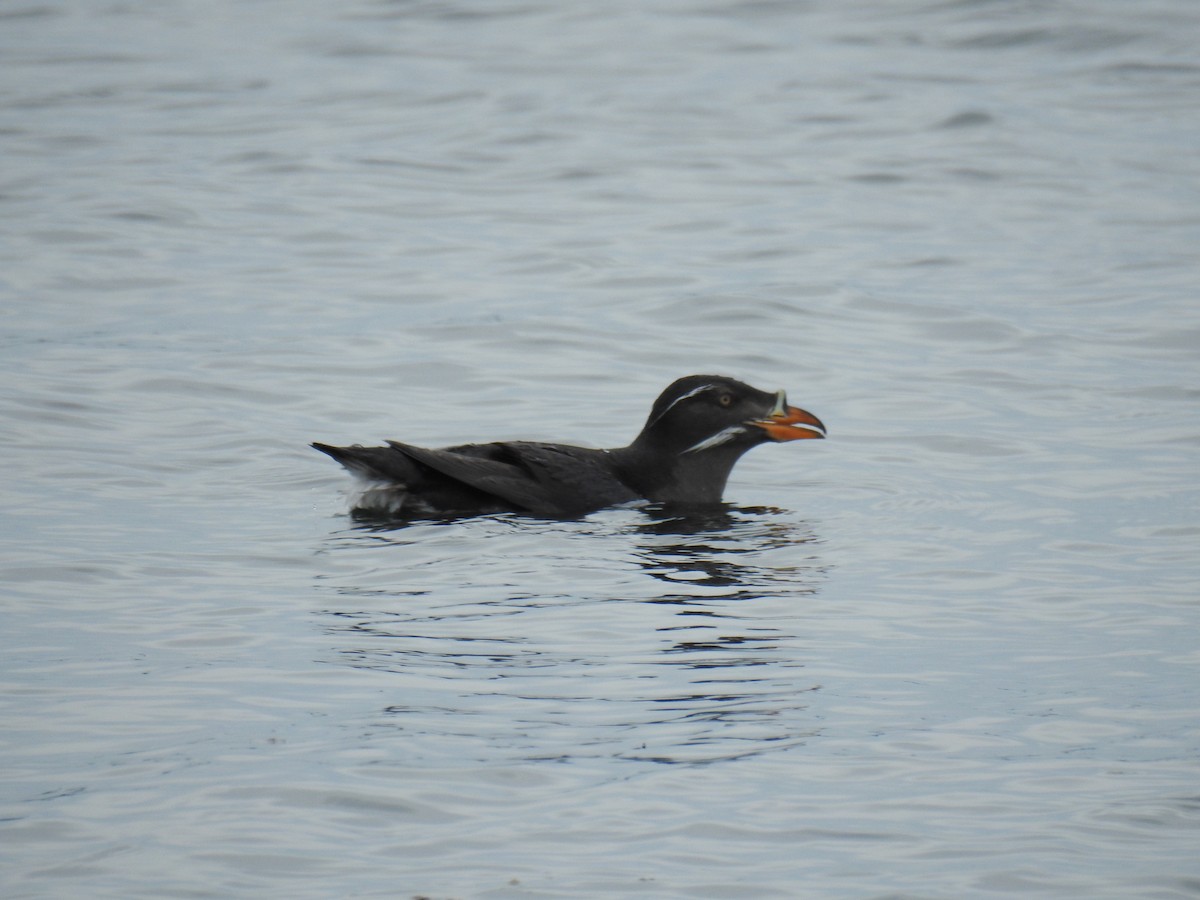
(3, 1, 1199, 897)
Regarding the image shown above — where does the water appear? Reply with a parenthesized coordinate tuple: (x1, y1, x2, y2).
(3, 0, 1199, 897)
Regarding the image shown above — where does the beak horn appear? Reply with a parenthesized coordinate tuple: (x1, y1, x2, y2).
(750, 390, 826, 441)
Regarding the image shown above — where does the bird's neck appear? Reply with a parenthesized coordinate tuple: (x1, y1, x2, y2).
(608, 441, 739, 506)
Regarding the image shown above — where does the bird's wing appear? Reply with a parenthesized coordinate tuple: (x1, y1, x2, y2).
(388, 441, 562, 514)
(390, 441, 639, 516)
(503, 443, 641, 511)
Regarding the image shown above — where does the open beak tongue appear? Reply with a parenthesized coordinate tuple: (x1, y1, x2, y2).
(751, 390, 826, 441)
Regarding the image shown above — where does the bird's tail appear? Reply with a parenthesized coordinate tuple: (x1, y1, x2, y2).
(311, 442, 417, 483)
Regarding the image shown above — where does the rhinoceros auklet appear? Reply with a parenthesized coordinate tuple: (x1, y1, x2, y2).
(313, 374, 825, 518)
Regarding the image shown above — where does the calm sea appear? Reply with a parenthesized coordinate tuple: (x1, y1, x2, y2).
(3, 1, 1199, 897)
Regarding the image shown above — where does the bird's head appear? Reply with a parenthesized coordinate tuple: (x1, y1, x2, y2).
(635, 375, 826, 457)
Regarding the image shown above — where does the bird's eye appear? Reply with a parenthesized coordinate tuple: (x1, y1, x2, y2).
(718, 393, 733, 407)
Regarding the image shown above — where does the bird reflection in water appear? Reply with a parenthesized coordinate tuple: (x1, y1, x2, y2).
(317, 504, 826, 764)
(606, 504, 825, 763)
(633, 502, 824, 591)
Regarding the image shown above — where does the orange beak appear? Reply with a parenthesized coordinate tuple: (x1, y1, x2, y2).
(749, 390, 826, 441)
